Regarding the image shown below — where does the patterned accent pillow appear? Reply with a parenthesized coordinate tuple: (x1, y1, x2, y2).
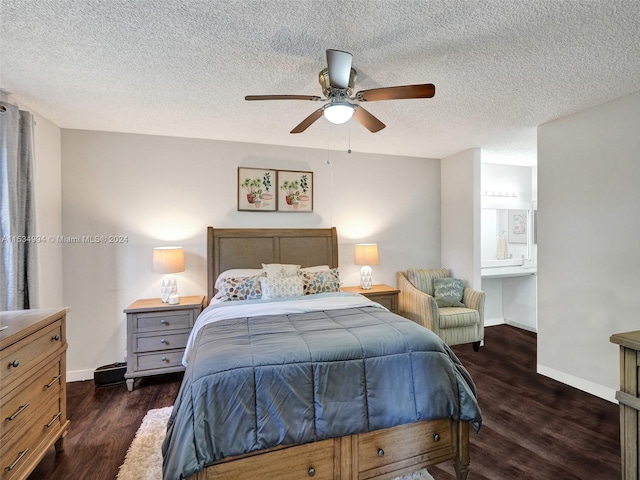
(301, 268, 341, 295)
(260, 275, 304, 299)
(217, 275, 263, 302)
(262, 263, 301, 278)
(433, 277, 465, 307)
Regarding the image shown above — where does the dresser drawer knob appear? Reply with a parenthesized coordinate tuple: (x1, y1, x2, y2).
(52, 334, 61, 341)
(160, 338, 166, 344)
(377, 447, 385, 457)
(161, 356, 167, 362)
(5, 448, 29, 471)
(6, 403, 30, 421)
(433, 433, 441, 442)
(8, 359, 19, 368)
(161, 319, 167, 325)
(308, 467, 316, 477)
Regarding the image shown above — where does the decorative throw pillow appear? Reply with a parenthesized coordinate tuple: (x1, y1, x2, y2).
(260, 275, 304, 299)
(433, 277, 465, 307)
(301, 268, 341, 295)
(217, 275, 263, 302)
(262, 263, 301, 278)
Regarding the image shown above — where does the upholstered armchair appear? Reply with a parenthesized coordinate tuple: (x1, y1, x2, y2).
(397, 268, 485, 351)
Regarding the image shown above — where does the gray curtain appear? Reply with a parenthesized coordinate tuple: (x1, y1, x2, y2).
(0, 101, 37, 311)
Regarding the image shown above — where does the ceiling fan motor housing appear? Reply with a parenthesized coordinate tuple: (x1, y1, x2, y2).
(319, 67, 357, 98)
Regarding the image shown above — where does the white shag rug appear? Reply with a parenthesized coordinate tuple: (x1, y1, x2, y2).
(117, 406, 435, 480)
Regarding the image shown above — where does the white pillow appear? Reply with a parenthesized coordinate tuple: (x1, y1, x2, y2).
(262, 263, 301, 278)
(300, 265, 330, 273)
(214, 269, 264, 297)
(260, 275, 304, 299)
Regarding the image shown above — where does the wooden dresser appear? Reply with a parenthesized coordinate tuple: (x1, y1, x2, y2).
(0, 308, 70, 480)
(124, 296, 204, 391)
(610, 330, 640, 479)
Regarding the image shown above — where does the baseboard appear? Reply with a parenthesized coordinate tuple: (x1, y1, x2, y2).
(67, 368, 96, 383)
(484, 317, 505, 327)
(505, 320, 537, 333)
(537, 364, 617, 403)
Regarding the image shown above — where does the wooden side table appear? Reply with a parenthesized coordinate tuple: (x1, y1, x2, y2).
(610, 330, 640, 479)
(124, 296, 204, 391)
(341, 284, 400, 314)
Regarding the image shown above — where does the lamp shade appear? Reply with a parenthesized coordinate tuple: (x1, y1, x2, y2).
(152, 247, 185, 274)
(354, 244, 379, 266)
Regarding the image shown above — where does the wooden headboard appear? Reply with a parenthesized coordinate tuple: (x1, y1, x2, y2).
(207, 227, 338, 302)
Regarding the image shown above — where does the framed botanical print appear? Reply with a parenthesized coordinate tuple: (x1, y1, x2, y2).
(277, 170, 313, 212)
(237, 167, 277, 211)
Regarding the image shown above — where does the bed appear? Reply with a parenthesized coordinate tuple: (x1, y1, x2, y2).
(162, 227, 481, 480)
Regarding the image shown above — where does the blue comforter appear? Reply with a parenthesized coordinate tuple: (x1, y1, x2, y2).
(162, 294, 482, 479)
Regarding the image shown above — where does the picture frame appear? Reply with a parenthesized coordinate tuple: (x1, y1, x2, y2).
(237, 167, 277, 211)
(508, 209, 528, 244)
(277, 170, 313, 212)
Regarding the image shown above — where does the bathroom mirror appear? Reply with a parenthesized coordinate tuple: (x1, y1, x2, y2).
(481, 206, 531, 267)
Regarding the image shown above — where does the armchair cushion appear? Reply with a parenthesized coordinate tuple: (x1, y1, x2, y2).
(433, 277, 465, 307)
(405, 268, 449, 296)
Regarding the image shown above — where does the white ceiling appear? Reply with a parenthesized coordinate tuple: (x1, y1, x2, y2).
(3, 1, 640, 165)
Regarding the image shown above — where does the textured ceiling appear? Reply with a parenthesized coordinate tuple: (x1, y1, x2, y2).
(3, 0, 640, 165)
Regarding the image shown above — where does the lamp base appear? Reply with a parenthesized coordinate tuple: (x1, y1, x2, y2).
(359, 265, 373, 290)
(160, 274, 178, 302)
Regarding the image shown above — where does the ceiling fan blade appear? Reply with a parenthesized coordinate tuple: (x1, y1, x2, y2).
(245, 94, 322, 101)
(290, 107, 324, 134)
(356, 84, 436, 102)
(326, 49, 353, 90)
(353, 105, 386, 133)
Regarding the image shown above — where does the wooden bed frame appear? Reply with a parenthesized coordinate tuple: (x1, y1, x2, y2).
(190, 227, 471, 480)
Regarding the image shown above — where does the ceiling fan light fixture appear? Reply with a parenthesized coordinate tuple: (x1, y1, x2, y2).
(323, 103, 354, 124)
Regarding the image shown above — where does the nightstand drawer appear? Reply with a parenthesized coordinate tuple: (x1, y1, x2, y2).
(135, 350, 185, 371)
(134, 332, 190, 353)
(134, 310, 194, 333)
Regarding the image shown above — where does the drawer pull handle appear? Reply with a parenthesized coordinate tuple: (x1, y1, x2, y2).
(52, 334, 61, 341)
(5, 448, 29, 471)
(45, 374, 62, 388)
(161, 356, 167, 362)
(160, 338, 166, 344)
(8, 359, 19, 368)
(308, 467, 316, 477)
(6, 403, 30, 421)
(46, 412, 62, 428)
(433, 433, 441, 442)
(377, 448, 384, 457)
(161, 319, 167, 325)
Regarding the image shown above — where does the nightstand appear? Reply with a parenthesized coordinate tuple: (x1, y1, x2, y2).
(341, 284, 400, 314)
(124, 296, 204, 391)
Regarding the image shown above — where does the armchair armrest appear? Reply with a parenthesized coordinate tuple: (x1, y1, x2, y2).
(397, 271, 440, 334)
(462, 287, 485, 314)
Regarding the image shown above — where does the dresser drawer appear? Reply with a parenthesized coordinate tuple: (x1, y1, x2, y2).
(134, 332, 190, 353)
(357, 419, 454, 474)
(135, 350, 185, 372)
(209, 438, 336, 480)
(1, 359, 62, 444)
(1, 321, 63, 388)
(0, 396, 62, 480)
(134, 310, 194, 333)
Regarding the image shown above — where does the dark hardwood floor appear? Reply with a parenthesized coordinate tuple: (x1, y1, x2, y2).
(27, 325, 621, 480)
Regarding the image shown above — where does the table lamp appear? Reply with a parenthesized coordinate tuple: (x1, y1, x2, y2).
(354, 243, 379, 290)
(152, 246, 185, 302)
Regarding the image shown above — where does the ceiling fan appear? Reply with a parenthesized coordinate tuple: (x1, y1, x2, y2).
(245, 49, 435, 134)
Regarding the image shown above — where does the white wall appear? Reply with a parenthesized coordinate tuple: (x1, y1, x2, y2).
(537, 91, 640, 401)
(20, 108, 64, 309)
(441, 149, 481, 289)
(60, 130, 441, 380)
